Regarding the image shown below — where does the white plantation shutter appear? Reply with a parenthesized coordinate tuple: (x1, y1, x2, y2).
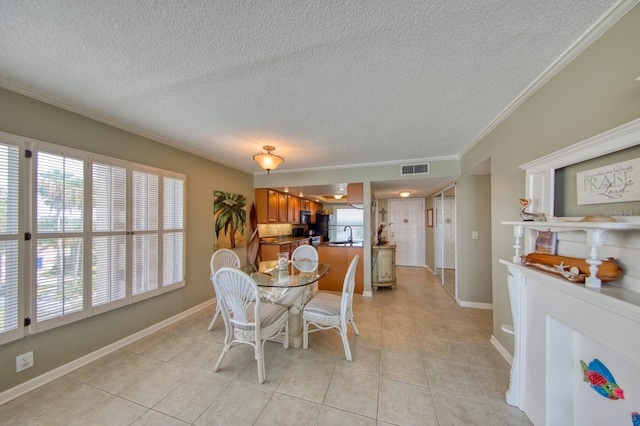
(163, 176, 184, 287)
(35, 152, 85, 325)
(132, 170, 158, 296)
(0, 143, 20, 341)
(0, 132, 187, 344)
(92, 163, 127, 307)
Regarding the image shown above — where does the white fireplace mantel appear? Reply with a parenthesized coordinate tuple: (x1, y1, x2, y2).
(500, 258, 640, 425)
(501, 119, 640, 424)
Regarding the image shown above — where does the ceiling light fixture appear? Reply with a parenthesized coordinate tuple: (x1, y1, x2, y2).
(333, 194, 344, 199)
(399, 191, 411, 198)
(253, 145, 284, 174)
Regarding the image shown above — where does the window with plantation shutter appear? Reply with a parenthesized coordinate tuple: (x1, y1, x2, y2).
(0, 141, 20, 344)
(92, 162, 127, 308)
(0, 132, 186, 344)
(163, 176, 184, 287)
(35, 151, 85, 326)
(131, 170, 158, 297)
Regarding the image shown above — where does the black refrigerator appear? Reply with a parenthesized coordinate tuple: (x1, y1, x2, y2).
(312, 213, 334, 242)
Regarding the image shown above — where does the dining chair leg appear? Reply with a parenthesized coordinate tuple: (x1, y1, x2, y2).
(340, 325, 353, 361)
(214, 342, 230, 372)
(256, 344, 265, 384)
(207, 303, 221, 331)
(350, 317, 360, 336)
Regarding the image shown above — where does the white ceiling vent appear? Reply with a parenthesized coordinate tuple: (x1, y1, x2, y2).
(400, 163, 429, 176)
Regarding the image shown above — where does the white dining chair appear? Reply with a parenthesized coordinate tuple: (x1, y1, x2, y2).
(207, 248, 241, 331)
(213, 267, 289, 383)
(302, 254, 360, 361)
(291, 244, 319, 273)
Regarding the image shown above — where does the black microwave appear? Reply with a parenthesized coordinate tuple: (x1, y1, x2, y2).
(300, 210, 312, 224)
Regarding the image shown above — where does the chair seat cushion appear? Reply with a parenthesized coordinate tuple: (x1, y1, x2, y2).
(235, 302, 288, 330)
(303, 292, 341, 317)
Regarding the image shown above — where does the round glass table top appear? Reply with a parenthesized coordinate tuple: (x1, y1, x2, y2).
(240, 260, 330, 288)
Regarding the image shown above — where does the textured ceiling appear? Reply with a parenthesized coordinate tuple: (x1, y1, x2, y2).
(0, 0, 624, 183)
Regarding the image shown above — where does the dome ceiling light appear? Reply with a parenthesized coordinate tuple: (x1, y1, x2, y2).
(253, 145, 284, 174)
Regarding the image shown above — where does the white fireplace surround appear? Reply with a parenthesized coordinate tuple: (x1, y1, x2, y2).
(501, 118, 640, 425)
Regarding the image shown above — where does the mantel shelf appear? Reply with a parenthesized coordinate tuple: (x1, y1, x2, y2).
(502, 220, 640, 232)
(502, 220, 640, 289)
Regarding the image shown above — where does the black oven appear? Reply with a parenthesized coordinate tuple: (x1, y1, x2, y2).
(300, 210, 311, 224)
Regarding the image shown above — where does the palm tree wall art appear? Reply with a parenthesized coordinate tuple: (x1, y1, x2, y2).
(213, 191, 247, 249)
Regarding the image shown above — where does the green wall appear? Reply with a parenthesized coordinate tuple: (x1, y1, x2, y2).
(0, 88, 254, 392)
(461, 4, 640, 354)
(456, 174, 492, 304)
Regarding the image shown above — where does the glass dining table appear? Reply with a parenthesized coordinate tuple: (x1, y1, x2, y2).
(239, 260, 330, 348)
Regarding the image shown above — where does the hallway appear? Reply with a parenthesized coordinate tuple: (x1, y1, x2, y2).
(0, 266, 531, 425)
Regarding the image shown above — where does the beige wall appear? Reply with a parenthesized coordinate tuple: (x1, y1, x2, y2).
(0, 88, 254, 392)
(456, 174, 492, 304)
(461, 4, 640, 354)
(2, 3, 640, 392)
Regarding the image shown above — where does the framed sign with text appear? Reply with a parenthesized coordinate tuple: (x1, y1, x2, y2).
(577, 158, 640, 205)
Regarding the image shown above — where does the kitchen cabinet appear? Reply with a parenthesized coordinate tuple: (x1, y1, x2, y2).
(256, 189, 315, 224)
(308, 200, 322, 224)
(372, 245, 396, 290)
(260, 242, 291, 261)
(347, 183, 363, 206)
(317, 245, 363, 293)
(259, 237, 311, 261)
(278, 192, 288, 222)
(289, 196, 300, 223)
(255, 189, 280, 223)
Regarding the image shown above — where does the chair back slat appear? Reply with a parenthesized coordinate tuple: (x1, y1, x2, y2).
(214, 267, 260, 329)
(292, 245, 319, 272)
(211, 249, 241, 278)
(341, 255, 359, 315)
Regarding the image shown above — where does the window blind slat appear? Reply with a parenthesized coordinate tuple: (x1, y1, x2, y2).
(0, 142, 20, 335)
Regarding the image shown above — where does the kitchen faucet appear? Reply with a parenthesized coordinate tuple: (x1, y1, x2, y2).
(344, 225, 353, 243)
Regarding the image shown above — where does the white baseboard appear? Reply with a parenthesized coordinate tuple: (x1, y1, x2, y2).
(0, 299, 216, 406)
(458, 300, 493, 310)
(491, 334, 514, 365)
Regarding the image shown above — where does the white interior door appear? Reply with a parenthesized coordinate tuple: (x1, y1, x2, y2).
(388, 198, 424, 267)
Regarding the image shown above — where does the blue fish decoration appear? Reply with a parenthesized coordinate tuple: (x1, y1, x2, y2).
(632, 412, 639, 426)
(580, 358, 625, 400)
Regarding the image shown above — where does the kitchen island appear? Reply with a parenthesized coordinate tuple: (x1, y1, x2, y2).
(259, 236, 310, 261)
(317, 242, 363, 294)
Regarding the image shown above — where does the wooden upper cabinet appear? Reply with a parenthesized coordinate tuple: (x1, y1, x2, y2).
(289, 196, 300, 223)
(255, 188, 280, 223)
(256, 189, 312, 224)
(278, 193, 288, 222)
(347, 183, 363, 205)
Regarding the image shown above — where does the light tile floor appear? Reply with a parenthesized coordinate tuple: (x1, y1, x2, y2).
(0, 267, 533, 425)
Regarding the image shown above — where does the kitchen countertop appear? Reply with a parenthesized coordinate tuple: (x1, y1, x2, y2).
(259, 236, 311, 245)
(319, 241, 364, 247)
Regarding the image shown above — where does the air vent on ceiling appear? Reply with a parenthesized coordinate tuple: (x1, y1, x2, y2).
(401, 163, 429, 176)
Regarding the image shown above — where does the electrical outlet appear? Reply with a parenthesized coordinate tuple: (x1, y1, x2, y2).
(472, 231, 479, 240)
(16, 351, 34, 372)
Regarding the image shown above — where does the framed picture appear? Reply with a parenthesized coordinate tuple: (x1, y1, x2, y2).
(427, 208, 433, 227)
(214, 190, 247, 249)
